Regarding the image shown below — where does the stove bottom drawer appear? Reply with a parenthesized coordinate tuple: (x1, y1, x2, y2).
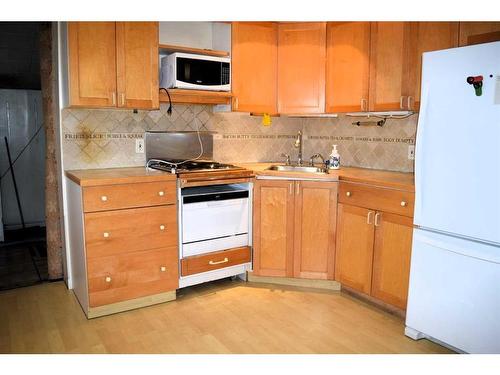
(180, 246, 251, 276)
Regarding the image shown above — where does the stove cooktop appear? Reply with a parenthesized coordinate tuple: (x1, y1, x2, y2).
(147, 159, 243, 174)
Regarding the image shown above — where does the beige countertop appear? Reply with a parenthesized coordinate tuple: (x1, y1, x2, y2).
(65, 167, 177, 187)
(236, 163, 414, 192)
(66, 164, 414, 191)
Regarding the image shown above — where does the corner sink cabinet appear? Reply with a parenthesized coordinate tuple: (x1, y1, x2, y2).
(252, 173, 415, 312)
(253, 179, 337, 280)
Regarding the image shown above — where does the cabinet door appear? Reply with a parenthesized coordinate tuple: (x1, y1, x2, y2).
(116, 22, 159, 109)
(68, 22, 117, 107)
(371, 212, 413, 309)
(253, 180, 295, 277)
(326, 22, 371, 113)
(408, 22, 459, 111)
(459, 22, 500, 46)
(369, 22, 412, 111)
(277, 22, 326, 114)
(232, 22, 278, 114)
(293, 181, 337, 280)
(335, 204, 375, 294)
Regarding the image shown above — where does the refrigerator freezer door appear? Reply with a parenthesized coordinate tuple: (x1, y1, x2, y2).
(406, 228, 500, 353)
(414, 42, 500, 244)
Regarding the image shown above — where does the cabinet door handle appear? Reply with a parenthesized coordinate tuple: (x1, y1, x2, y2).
(374, 212, 381, 227)
(296, 181, 300, 195)
(105, 276, 112, 283)
(407, 96, 413, 110)
(346, 191, 352, 197)
(367, 211, 374, 225)
(158, 191, 165, 196)
(120, 93, 125, 106)
(361, 98, 367, 111)
(103, 232, 110, 238)
(101, 195, 108, 202)
(289, 183, 293, 195)
(209, 257, 229, 265)
(111, 92, 116, 106)
(234, 97, 238, 110)
(160, 266, 166, 272)
(159, 225, 165, 231)
(400, 201, 407, 207)
(400, 96, 406, 110)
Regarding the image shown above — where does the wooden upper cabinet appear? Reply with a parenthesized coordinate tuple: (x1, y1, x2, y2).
(231, 22, 278, 114)
(335, 204, 375, 294)
(277, 22, 326, 114)
(326, 22, 371, 113)
(68, 22, 159, 109)
(408, 22, 459, 111)
(369, 22, 412, 111)
(371, 212, 413, 309)
(459, 22, 500, 46)
(116, 22, 159, 110)
(253, 180, 295, 277)
(68, 22, 117, 107)
(293, 181, 337, 280)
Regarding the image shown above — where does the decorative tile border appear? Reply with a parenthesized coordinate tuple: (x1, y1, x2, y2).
(64, 132, 144, 140)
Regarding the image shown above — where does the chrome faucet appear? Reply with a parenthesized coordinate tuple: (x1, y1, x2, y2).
(309, 153, 325, 166)
(294, 131, 303, 166)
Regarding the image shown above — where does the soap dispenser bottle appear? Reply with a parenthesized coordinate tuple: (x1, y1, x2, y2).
(328, 144, 341, 170)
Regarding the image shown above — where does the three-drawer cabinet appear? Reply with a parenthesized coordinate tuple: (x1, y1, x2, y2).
(65, 169, 179, 318)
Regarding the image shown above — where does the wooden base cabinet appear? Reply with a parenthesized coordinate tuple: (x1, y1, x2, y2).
(253, 179, 337, 280)
(371, 213, 413, 309)
(336, 182, 414, 310)
(66, 174, 178, 318)
(335, 204, 375, 294)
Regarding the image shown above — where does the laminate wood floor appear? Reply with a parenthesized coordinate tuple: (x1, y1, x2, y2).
(0, 278, 453, 354)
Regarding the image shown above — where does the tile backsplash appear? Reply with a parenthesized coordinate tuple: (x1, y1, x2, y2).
(61, 104, 417, 172)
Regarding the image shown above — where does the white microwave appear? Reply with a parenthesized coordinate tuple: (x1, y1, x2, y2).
(160, 52, 231, 92)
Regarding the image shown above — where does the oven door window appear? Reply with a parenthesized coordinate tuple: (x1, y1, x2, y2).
(176, 57, 229, 86)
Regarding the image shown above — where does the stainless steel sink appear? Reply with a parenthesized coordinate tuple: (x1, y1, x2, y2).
(267, 165, 328, 174)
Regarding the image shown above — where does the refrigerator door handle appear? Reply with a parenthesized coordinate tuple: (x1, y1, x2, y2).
(414, 83, 430, 225)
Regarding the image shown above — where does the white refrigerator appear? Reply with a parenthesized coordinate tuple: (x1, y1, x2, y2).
(405, 42, 500, 353)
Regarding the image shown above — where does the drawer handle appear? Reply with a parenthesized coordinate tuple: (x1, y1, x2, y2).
(209, 257, 229, 265)
(346, 191, 352, 197)
(103, 232, 110, 238)
(160, 225, 165, 231)
(105, 276, 112, 283)
(400, 201, 407, 207)
(101, 195, 108, 202)
(158, 191, 165, 197)
(160, 266, 166, 272)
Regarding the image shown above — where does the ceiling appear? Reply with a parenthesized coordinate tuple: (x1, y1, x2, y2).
(0, 22, 42, 90)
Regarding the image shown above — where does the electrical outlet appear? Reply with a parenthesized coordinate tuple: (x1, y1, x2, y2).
(408, 145, 415, 160)
(136, 139, 145, 154)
